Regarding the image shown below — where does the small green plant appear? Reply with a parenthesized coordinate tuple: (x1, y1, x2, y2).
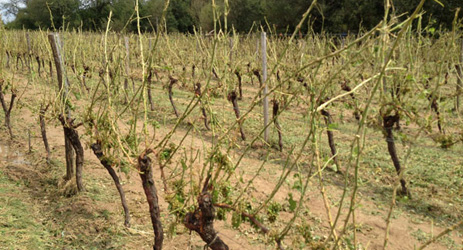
(267, 201, 282, 223)
(434, 134, 456, 149)
(287, 193, 297, 212)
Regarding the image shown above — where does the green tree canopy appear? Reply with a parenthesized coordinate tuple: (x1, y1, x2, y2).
(3, 0, 462, 33)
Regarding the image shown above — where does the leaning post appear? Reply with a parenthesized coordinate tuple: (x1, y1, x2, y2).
(261, 32, 269, 143)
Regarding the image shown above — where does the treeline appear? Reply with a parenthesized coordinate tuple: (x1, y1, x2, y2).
(3, 0, 462, 33)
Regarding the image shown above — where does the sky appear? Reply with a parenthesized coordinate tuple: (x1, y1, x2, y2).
(0, 0, 18, 23)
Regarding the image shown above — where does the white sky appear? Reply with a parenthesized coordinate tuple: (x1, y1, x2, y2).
(0, 0, 19, 23)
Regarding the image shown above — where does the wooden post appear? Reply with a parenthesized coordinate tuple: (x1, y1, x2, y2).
(156, 17, 159, 32)
(48, 33, 75, 182)
(261, 32, 269, 143)
(28, 128, 31, 153)
(26, 32, 32, 74)
(39, 104, 50, 163)
(229, 37, 233, 64)
(5, 51, 10, 68)
(256, 36, 259, 59)
(48, 34, 69, 99)
(456, 39, 463, 112)
(124, 36, 131, 92)
(341, 35, 345, 65)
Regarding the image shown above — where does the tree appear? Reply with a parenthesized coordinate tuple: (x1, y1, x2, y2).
(143, 0, 164, 31)
(197, 2, 213, 32)
(265, 0, 312, 34)
(394, 0, 462, 31)
(7, 0, 80, 30)
(110, 0, 136, 32)
(169, 0, 196, 33)
(79, 0, 112, 31)
(228, 0, 265, 32)
(2, 0, 462, 33)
